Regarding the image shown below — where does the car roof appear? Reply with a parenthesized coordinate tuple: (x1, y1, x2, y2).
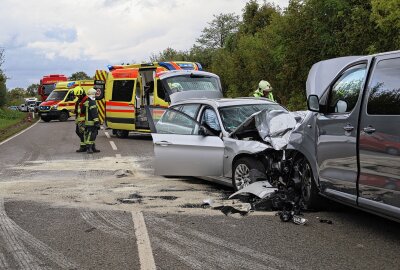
(172, 97, 279, 108)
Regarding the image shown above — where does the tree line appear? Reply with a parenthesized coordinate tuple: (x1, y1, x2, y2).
(150, 0, 400, 110)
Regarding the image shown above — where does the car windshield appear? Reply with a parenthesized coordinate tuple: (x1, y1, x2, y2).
(164, 75, 220, 93)
(219, 104, 286, 132)
(46, 90, 68, 101)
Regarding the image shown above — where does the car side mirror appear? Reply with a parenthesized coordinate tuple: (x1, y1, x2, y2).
(199, 125, 209, 136)
(307, 95, 320, 112)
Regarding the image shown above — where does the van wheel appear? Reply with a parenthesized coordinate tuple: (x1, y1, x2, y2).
(59, 111, 69, 122)
(232, 157, 265, 191)
(115, 130, 129, 138)
(293, 156, 322, 210)
(41, 116, 51, 122)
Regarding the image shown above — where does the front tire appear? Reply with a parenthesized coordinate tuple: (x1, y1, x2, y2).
(59, 111, 69, 122)
(232, 157, 265, 191)
(293, 156, 322, 210)
(41, 116, 51, 122)
(115, 130, 129, 138)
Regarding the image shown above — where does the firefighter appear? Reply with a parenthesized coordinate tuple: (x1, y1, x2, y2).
(73, 86, 87, 152)
(253, 80, 275, 101)
(83, 88, 100, 154)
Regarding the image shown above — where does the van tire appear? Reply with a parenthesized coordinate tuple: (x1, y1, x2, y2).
(41, 116, 51, 122)
(59, 111, 69, 122)
(115, 130, 129, 138)
(293, 156, 323, 210)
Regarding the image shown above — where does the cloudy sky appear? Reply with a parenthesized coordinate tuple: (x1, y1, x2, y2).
(0, 0, 288, 89)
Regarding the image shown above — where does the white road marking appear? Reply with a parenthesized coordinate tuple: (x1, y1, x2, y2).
(109, 141, 117, 150)
(104, 131, 111, 139)
(80, 210, 129, 238)
(116, 154, 122, 158)
(0, 198, 78, 269)
(132, 211, 156, 270)
(0, 121, 39, 146)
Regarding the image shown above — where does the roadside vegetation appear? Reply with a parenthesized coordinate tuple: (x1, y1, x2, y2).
(151, 0, 400, 110)
(0, 108, 37, 142)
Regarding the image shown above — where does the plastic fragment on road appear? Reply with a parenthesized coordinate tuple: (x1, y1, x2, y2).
(229, 181, 277, 199)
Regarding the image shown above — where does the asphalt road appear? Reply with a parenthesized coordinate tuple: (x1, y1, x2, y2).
(0, 119, 399, 270)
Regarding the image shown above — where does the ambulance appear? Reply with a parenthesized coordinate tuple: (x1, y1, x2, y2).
(38, 80, 94, 122)
(94, 61, 223, 138)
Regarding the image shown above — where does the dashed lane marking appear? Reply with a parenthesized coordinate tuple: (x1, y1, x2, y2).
(109, 141, 117, 151)
(132, 211, 156, 270)
(104, 131, 111, 139)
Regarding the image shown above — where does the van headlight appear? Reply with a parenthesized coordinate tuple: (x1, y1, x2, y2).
(52, 105, 58, 110)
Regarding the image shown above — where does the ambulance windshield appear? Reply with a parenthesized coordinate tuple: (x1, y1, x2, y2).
(46, 90, 68, 101)
(164, 75, 220, 94)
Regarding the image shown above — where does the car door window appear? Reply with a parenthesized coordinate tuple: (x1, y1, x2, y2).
(328, 64, 367, 113)
(200, 106, 221, 135)
(367, 57, 400, 115)
(180, 104, 200, 118)
(156, 109, 200, 135)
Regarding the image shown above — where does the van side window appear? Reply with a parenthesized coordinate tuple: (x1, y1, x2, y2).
(112, 80, 134, 102)
(367, 58, 400, 115)
(328, 64, 367, 114)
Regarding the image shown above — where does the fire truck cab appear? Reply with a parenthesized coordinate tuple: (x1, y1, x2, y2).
(39, 80, 94, 122)
(98, 61, 223, 137)
(38, 74, 68, 101)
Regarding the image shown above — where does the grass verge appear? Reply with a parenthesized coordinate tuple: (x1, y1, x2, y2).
(0, 108, 39, 143)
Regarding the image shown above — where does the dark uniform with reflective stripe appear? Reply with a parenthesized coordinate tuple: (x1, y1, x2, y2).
(83, 98, 100, 153)
(74, 96, 88, 152)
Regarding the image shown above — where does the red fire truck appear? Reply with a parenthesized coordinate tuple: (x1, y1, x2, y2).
(38, 74, 68, 101)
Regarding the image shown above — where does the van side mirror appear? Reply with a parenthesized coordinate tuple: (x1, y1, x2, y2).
(307, 95, 320, 112)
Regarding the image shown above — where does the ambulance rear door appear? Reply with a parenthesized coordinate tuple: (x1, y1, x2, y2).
(105, 74, 137, 132)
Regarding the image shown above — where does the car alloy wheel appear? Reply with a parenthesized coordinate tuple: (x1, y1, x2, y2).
(232, 157, 265, 191)
(234, 163, 251, 190)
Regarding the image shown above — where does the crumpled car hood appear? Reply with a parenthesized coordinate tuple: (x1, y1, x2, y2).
(230, 109, 309, 150)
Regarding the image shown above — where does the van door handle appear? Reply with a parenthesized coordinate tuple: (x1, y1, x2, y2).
(154, 141, 172, 146)
(363, 126, 376, 134)
(343, 124, 354, 132)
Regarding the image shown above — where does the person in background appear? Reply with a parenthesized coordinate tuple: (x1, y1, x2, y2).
(253, 80, 275, 101)
(73, 86, 87, 152)
(83, 88, 100, 154)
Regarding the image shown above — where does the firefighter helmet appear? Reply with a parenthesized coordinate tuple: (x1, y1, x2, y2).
(87, 88, 96, 97)
(258, 80, 272, 92)
(73, 86, 84, 96)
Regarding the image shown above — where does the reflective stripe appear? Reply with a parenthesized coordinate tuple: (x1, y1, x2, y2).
(89, 105, 97, 109)
(106, 105, 135, 111)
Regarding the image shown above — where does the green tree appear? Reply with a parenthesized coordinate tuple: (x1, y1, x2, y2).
(27, 83, 39, 97)
(0, 49, 6, 107)
(196, 13, 240, 49)
(69, 71, 91, 81)
(149, 47, 189, 62)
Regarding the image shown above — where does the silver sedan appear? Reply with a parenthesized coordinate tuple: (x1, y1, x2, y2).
(147, 98, 286, 190)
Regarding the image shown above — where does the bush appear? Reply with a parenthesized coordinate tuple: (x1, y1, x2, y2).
(0, 107, 24, 120)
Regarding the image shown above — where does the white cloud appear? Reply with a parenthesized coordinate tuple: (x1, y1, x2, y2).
(0, 0, 289, 88)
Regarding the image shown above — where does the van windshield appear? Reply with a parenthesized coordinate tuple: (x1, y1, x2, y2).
(43, 84, 56, 95)
(46, 90, 68, 101)
(164, 75, 221, 93)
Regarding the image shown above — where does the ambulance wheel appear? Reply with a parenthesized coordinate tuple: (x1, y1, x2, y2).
(115, 130, 129, 138)
(41, 116, 51, 122)
(59, 111, 69, 122)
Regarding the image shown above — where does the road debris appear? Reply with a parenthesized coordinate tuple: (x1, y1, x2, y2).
(114, 169, 134, 178)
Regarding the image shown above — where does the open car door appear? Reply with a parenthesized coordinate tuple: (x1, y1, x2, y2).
(146, 106, 225, 176)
